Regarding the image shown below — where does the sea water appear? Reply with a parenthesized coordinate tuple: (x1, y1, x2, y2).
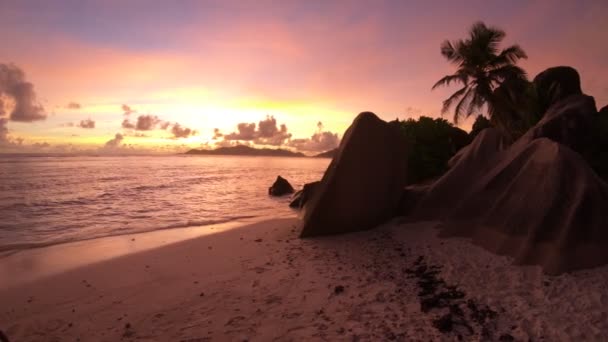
(0, 154, 329, 252)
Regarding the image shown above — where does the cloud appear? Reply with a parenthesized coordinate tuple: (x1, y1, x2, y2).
(258, 116, 282, 138)
(254, 116, 292, 145)
(120, 112, 194, 139)
(66, 102, 81, 109)
(129, 132, 149, 137)
(224, 122, 256, 140)
(0, 118, 8, 144)
(135, 114, 161, 131)
(77, 118, 95, 129)
(222, 116, 291, 145)
(121, 118, 135, 129)
(121, 104, 135, 116)
(159, 121, 171, 130)
(0, 117, 24, 147)
(104, 133, 124, 148)
(170, 123, 197, 138)
(213, 128, 223, 139)
(122, 114, 164, 131)
(0, 63, 46, 122)
(287, 122, 340, 152)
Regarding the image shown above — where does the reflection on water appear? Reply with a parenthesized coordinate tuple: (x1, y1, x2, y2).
(0, 155, 329, 251)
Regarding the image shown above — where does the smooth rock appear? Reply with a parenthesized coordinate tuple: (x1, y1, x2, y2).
(268, 176, 295, 196)
(300, 112, 408, 237)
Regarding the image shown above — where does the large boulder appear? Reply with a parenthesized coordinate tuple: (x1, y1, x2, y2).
(407, 124, 608, 274)
(268, 176, 294, 196)
(401, 70, 608, 274)
(447, 128, 507, 168)
(533, 66, 582, 114)
(408, 128, 508, 219)
(516, 94, 597, 154)
(437, 138, 608, 274)
(289, 181, 320, 209)
(585, 104, 608, 180)
(300, 112, 408, 237)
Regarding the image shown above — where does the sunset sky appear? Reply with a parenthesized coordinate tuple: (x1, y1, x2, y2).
(1, 0, 607, 154)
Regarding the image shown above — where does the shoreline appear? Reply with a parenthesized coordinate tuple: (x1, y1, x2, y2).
(0, 214, 272, 257)
(0, 215, 285, 290)
(2, 218, 607, 341)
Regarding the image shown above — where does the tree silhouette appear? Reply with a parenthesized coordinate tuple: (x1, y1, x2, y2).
(432, 22, 528, 124)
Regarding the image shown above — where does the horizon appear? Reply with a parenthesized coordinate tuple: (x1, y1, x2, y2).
(3, 2, 608, 339)
(1, 0, 607, 154)
(0, 142, 332, 156)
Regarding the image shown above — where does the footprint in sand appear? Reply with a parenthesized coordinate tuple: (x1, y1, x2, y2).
(265, 295, 282, 305)
(252, 266, 267, 274)
(225, 315, 246, 327)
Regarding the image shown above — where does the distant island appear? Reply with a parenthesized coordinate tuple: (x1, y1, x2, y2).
(185, 145, 336, 158)
(313, 148, 338, 158)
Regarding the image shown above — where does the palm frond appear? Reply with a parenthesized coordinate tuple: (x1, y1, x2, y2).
(466, 90, 485, 119)
(490, 45, 528, 68)
(469, 21, 505, 56)
(440, 40, 464, 65)
(485, 25, 506, 54)
(432, 73, 467, 90)
(499, 45, 527, 63)
(435, 21, 529, 129)
(489, 64, 528, 83)
(441, 85, 469, 115)
(453, 86, 475, 123)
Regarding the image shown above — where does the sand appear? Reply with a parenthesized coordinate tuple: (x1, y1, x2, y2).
(1, 218, 608, 341)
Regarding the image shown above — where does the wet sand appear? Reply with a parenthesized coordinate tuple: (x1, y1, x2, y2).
(1, 218, 607, 341)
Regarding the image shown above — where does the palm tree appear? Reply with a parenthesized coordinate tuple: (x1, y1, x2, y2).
(488, 77, 541, 139)
(432, 22, 528, 124)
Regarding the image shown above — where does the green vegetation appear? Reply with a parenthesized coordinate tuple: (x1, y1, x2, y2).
(469, 115, 492, 140)
(393, 116, 470, 184)
(432, 22, 528, 125)
(432, 21, 542, 141)
(397, 22, 605, 185)
(489, 77, 542, 140)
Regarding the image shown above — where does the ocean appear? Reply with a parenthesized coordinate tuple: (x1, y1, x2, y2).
(0, 154, 329, 252)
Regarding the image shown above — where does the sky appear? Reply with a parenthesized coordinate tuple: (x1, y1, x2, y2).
(1, 0, 607, 154)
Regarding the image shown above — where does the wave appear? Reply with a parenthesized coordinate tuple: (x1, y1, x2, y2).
(99, 176, 129, 182)
(0, 214, 260, 256)
(158, 215, 258, 230)
(132, 184, 172, 191)
(0, 197, 94, 210)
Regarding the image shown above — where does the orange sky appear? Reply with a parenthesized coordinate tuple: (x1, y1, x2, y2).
(1, 0, 607, 154)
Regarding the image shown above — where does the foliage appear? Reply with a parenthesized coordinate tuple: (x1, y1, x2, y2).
(584, 112, 608, 181)
(394, 116, 471, 184)
(488, 78, 542, 140)
(469, 115, 492, 140)
(432, 22, 528, 125)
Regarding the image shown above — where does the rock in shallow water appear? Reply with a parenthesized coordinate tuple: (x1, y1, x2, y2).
(268, 176, 295, 196)
(289, 181, 320, 209)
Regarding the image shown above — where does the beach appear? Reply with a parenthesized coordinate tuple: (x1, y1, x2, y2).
(2, 2, 608, 340)
(2, 218, 608, 341)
